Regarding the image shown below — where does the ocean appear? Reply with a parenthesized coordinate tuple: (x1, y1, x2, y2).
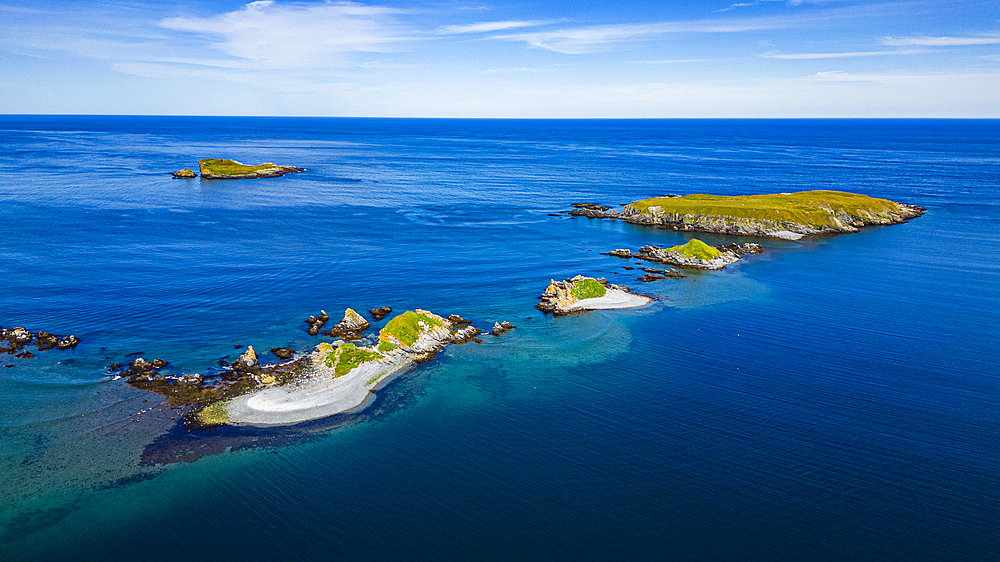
(0, 117, 997, 560)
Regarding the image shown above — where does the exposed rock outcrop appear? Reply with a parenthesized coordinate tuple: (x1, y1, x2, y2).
(491, 321, 515, 336)
(171, 168, 197, 179)
(369, 306, 392, 321)
(602, 248, 633, 259)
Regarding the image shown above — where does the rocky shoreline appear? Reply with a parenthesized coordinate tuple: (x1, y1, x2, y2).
(170, 158, 305, 180)
(569, 190, 924, 239)
(604, 241, 764, 272)
(115, 307, 492, 427)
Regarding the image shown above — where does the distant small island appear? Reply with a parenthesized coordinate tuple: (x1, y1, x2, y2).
(570, 190, 924, 239)
(172, 158, 305, 179)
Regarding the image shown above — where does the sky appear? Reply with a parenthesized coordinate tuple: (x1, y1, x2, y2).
(1, 0, 998, 117)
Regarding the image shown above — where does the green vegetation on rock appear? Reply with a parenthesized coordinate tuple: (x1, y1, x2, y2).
(668, 239, 720, 260)
(196, 401, 230, 425)
(380, 311, 443, 347)
(377, 340, 398, 353)
(628, 191, 910, 229)
(198, 159, 276, 176)
(571, 277, 607, 300)
(325, 343, 382, 377)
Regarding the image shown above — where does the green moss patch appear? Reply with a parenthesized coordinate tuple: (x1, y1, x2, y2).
(668, 239, 720, 260)
(324, 343, 382, 377)
(571, 278, 607, 300)
(629, 190, 906, 229)
(196, 401, 230, 426)
(380, 311, 443, 347)
(377, 340, 398, 353)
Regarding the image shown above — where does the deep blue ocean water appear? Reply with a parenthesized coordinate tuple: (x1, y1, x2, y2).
(0, 117, 997, 561)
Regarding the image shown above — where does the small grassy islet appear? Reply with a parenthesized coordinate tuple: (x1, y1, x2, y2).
(571, 278, 607, 300)
(668, 239, 720, 260)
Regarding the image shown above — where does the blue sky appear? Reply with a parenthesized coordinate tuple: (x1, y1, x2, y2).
(1, 0, 997, 116)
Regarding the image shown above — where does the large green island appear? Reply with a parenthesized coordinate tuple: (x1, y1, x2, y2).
(571, 190, 924, 239)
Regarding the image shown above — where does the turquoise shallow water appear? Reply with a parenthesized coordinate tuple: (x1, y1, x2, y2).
(0, 117, 998, 560)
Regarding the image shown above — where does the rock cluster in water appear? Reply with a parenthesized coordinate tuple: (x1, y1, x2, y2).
(1, 326, 80, 363)
(370, 306, 392, 321)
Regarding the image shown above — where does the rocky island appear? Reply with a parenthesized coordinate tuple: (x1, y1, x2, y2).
(197, 158, 304, 180)
(125, 309, 481, 427)
(537, 276, 651, 315)
(570, 190, 924, 239)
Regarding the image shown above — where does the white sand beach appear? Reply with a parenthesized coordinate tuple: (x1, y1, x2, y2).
(568, 288, 651, 311)
(225, 354, 415, 426)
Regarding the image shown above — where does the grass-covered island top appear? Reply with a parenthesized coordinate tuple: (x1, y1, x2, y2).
(570, 190, 924, 239)
(197, 158, 305, 180)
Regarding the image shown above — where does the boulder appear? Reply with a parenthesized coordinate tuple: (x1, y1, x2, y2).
(176, 373, 204, 386)
(369, 306, 392, 321)
(491, 321, 515, 336)
(232, 346, 259, 372)
(270, 347, 294, 360)
(603, 249, 633, 259)
(130, 358, 154, 372)
(36, 332, 58, 351)
(327, 308, 371, 337)
(55, 335, 80, 350)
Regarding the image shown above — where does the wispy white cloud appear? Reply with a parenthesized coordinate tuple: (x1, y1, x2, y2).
(762, 49, 925, 59)
(437, 20, 549, 35)
(159, 1, 410, 68)
(807, 70, 1000, 84)
(882, 34, 1000, 46)
(494, 17, 797, 54)
(633, 58, 722, 64)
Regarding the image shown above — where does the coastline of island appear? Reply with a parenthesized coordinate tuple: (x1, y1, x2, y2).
(570, 190, 924, 239)
(172, 158, 305, 179)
